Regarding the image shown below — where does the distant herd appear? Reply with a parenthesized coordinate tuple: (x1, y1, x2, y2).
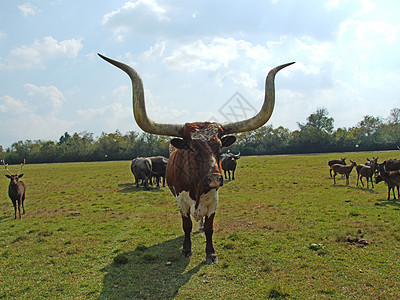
(328, 155, 400, 200)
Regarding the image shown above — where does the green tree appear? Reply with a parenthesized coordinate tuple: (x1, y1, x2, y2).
(298, 107, 334, 133)
(292, 108, 334, 152)
(389, 108, 400, 124)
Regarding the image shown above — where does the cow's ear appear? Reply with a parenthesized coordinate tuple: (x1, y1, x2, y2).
(221, 135, 236, 148)
(171, 138, 189, 150)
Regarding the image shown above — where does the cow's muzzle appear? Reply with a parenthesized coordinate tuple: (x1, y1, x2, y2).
(203, 173, 223, 188)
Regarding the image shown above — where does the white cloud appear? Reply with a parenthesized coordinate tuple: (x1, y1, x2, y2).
(232, 73, 257, 89)
(111, 85, 130, 100)
(18, 3, 39, 16)
(0, 95, 30, 114)
(354, 20, 400, 45)
(77, 103, 131, 123)
(23, 84, 66, 109)
(102, 0, 170, 41)
(140, 42, 166, 61)
(163, 38, 270, 72)
(0, 95, 75, 146)
(294, 38, 332, 63)
(4, 36, 83, 70)
(359, 0, 375, 15)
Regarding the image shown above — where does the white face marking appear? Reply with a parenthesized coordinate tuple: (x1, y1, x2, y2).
(176, 190, 218, 221)
(209, 155, 217, 168)
(190, 124, 219, 141)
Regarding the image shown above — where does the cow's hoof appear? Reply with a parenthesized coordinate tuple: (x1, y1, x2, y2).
(182, 250, 192, 258)
(206, 254, 218, 264)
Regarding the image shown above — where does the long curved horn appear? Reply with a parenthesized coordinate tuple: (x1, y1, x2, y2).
(222, 62, 295, 135)
(98, 54, 184, 137)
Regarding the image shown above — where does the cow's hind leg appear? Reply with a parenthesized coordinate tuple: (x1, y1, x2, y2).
(204, 213, 217, 264)
(387, 186, 392, 200)
(181, 214, 192, 258)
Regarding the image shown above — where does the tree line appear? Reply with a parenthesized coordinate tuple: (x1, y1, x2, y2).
(1, 108, 399, 164)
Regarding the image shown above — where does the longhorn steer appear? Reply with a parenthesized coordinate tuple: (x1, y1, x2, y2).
(98, 53, 294, 264)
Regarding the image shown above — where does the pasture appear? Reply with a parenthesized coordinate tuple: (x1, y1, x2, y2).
(1, 151, 400, 299)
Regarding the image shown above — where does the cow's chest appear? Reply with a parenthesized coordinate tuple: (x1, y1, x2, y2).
(176, 190, 218, 221)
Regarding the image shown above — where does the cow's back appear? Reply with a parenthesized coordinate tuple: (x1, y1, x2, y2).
(132, 157, 152, 179)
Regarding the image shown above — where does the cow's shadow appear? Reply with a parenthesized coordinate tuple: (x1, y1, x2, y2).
(0, 215, 10, 223)
(99, 236, 202, 299)
(375, 198, 400, 208)
(118, 183, 166, 193)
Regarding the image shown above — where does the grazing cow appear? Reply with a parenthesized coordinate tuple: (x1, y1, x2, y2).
(221, 152, 240, 180)
(131, 157, 152, 190)
(328, 158, 346, 177)
(150, 156, 168, 187)
(3, 160, 26, 219)
(99, 53, 294, 264)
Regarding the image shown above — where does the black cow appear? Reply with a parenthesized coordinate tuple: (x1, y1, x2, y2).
(328, 158, 346, 177)
(382, 159, 400, 171)
(221, 152, 240, 180)
(150, 156, 168, 187)
(131, 157, 152, 190)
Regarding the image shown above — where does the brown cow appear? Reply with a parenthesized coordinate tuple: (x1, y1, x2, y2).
(98, 53, 294, 264)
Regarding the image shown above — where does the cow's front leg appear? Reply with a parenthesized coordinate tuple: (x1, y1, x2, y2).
(181, 214, 192, 258)
(204, 213, 218, 264)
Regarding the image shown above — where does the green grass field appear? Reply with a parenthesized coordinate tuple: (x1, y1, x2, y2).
(1, 151, 400, 299)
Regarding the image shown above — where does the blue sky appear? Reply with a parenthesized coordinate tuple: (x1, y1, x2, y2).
(1, 0, 399, 148)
